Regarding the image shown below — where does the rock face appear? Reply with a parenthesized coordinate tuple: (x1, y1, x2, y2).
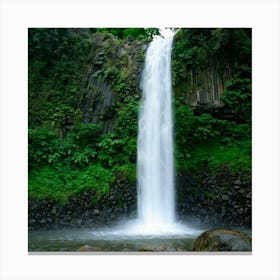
(29, 164, 251, 231)
(29, 166, 251, 230)
(172, 53, 226, 108)
(176, 166, 251, 228)
(80, 32, 147, 134)
(172, 29, 242, 108)
(181, 65, 231, 107)
(28, 174, 137, 230)
(193, 229, 252, 251)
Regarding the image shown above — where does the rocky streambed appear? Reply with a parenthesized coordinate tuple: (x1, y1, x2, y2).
(28, 228, 196, 252)
(28, 227, 251, 252)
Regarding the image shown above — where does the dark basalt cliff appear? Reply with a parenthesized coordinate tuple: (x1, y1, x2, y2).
(79, 33, 147, 133)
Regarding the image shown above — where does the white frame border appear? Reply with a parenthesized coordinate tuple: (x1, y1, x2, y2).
(1, 0, 279, 279)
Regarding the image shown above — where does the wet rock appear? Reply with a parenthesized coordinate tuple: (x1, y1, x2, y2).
(51, 206, 57, 214)
(79, 245, 102, 252)
(138, 247, 154, 252)
(76, 219, 83, 227)
(138, 245, 185, 252)
(174, 247, 184, 252)
(138, 245, 168, 252)
(221, 194, 228, 200)
(176, 167, 251, 228)
(234, 179, 242, 186)
(193, 229, 251, 251)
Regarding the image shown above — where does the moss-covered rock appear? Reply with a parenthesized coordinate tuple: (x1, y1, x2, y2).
(80, 31, 147, 134)
(193, 229, 251, 251)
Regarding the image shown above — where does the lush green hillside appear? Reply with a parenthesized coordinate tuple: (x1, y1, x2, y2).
(28, 28, 151, 203)
(28, 28, 251, 216)
(172, 28, 251, 173)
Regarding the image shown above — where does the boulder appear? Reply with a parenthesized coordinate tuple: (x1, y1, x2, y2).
(193, 229, 251, 251)
(138, 245, 185, 252)
(138, 245, 167, 252)
(78, 245, 102, 252)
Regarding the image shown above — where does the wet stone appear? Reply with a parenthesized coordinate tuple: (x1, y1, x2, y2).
(193, 229, 251, 251)
(79, 245, 102, 252)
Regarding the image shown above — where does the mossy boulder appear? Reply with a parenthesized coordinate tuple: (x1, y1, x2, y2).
(193, 229, 251, 251)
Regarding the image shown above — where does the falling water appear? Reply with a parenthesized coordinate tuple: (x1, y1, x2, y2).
(85, 33, 200, 237)
(28, 33, 202, 252)
(137, 35, 175, 232)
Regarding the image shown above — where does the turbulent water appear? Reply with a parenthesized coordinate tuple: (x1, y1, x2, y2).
(137, 35, 175, 231)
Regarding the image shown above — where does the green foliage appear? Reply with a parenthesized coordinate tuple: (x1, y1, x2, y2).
(116, 99, 139, 138)
(123, 28, 160, 40)
(73, 165, 115, 194)
(208, 145, 251, 172)
(123, 138, 137, 164)
(172, 28, 251, 174)
(172, 28, 251, 88)
(29, 28, 140, 204)
(97, 133, 126, 167)
(114, 163, 137, 184)
(104, 66, 121, 83)
(29, 166, 66, 202)
(69, 123, 102, 147)
(28, 27, 252, 206)
(175, 100, 228, 156)
(28, 127, 61, 169)
(29, 165, 115, 204)
(28, 28, 92, 130)
(221, 72, 251, 122)
(174, 101, 252, 173)
(67, 147, 97, 166)
(96, 28, 160, 40)
(28, 123, 102, 170)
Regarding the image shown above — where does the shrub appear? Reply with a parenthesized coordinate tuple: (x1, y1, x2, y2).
(29, 165, 115, 204)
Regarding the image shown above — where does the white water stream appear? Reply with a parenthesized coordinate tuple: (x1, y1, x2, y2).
(91, 33, 200, 237)
(137, 35, 175, 231)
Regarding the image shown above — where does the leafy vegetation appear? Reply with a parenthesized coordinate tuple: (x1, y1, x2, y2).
(28, 28, 251, 204)
(28, 28, 145, 203)
(95, 28, 160, 40)
(28, 28, 91, 131)
(29, 165, 114, 204)
(172, 28, 251, 173)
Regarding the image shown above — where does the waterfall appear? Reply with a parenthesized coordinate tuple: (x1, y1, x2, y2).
(137, 35, 175, 231)
(88, 33, 199, 237)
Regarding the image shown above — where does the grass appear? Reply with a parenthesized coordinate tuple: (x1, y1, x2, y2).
(28, 165, 115, 204)
(176, 140, 251, 173)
